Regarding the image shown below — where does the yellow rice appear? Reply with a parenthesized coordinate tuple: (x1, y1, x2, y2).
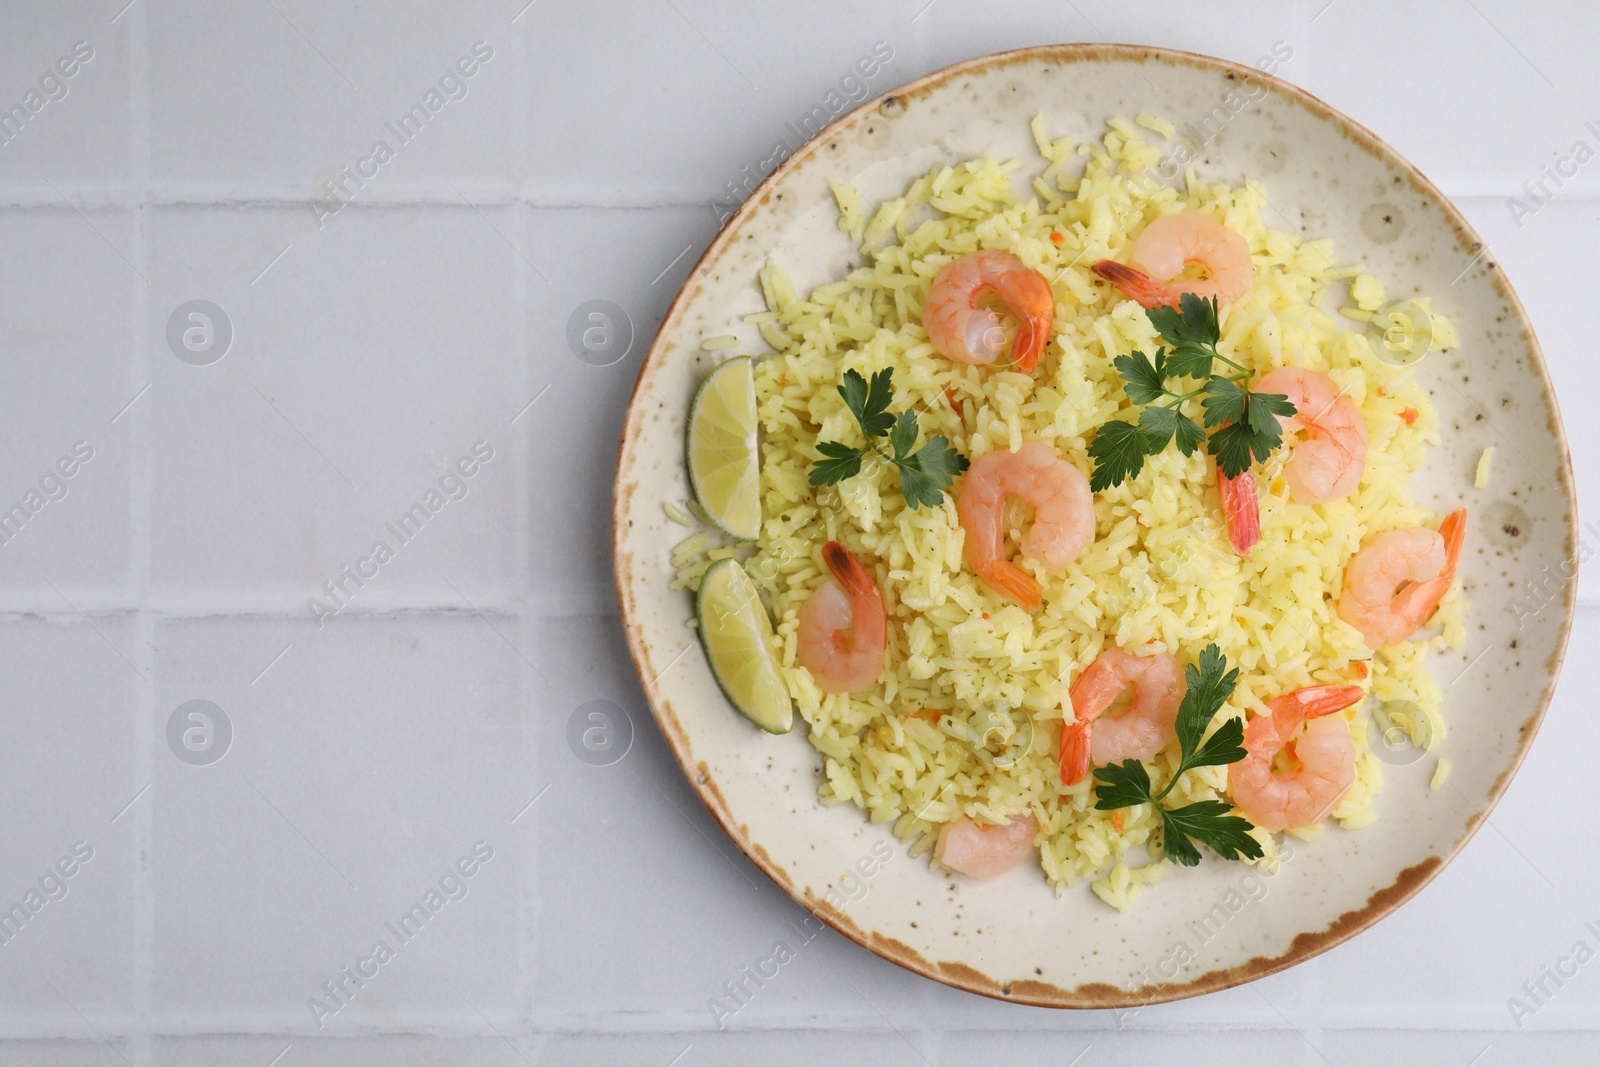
(678, 115, 1467, 909)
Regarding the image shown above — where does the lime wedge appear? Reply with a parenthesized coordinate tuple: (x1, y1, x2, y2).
(687, 356, 761, 540)
(696, 558, 793, 734)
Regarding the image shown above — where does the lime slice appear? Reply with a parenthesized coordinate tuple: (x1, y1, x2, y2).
(696, 558, 793, 734)
(687, 356, 761, 540)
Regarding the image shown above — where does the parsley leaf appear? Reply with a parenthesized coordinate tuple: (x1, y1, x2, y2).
(809, 368, 969, 509)
(1173, 643, 1238, 759)
(1188, 717, 1248, 771)
(1164, 343, 1217, 380)
(888, 408, 919, 460)
(1138, 405, 1204, 457)
(1092, 759, 1153, 811)
(1172, 410, 1206, 456)
(1158, 809, 1204, 866)
(1200, 376, 1247, 428)
(1087, 420, 1148, 492)
(1247, 389, 1295, 438)
(1089, 643, 1262, 865)
(838, 368, 896, 439)
(1209, 419, 1275, 479)
(1137, 405, 1177, 452)
(1160, 801, 1263, 865)
(808, 440, 865, 486)
(1147, 292, 1220, 348)
(1114, 351, 1167, 405)
(897, 434, 969, 509)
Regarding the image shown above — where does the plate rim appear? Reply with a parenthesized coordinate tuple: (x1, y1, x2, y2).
(610, 41, 1579, 1008)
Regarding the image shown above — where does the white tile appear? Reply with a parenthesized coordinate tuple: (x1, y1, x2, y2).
(0, 1041, 136, 1066)
(1480, 610, 1599, 894)
(942, 1028, 1306, 1066)
(1305, 0, 1600, 198)
(146, 204, 523, 600)
(0, 616, 139, 1023)
(524, 207, 708, 607)
(154, 1035, 528, 1066)
(150, 614, 528, 1025)
(0, 5, 134, 192)
(1324, 1030, 1600, 1067)
(521, 1, 922, 202)
(1452, 197, 1598, 602)
(148, 0, 515, 194)
(925, 0, 1307, 84)
(0, 207, 135, 597)
(534, 1031, 919, 1067)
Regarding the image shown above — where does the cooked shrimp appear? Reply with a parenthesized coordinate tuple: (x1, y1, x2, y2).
(1090, 212, 1254, 309)
(957, 441, 1094, 611)
(1217, 465, 1260, 558)
(796, 541, 886, 693)
(1254, 366, 1368, 504)
(1059, 648, 1184, 786)
(923, 250, 1055, 373)
(1229, 685, 1362, 830)
(934, 812, 1038, 879)
(1337, 508, 1466, 649)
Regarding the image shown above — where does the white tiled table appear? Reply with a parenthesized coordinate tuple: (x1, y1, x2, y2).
(0, 2, 1594, 1063)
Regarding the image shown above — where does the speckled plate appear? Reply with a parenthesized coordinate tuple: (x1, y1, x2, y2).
(611, 44, 1576, 1006)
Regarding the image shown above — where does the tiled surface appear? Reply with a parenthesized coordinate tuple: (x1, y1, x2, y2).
(148, 614, 527, 1026)
(0, 0, 1595, 1063)
(0, 207, 136, 596)
(145, 204, 524, 598)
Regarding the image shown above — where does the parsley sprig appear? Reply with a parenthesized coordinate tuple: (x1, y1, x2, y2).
(1087, 293, 1296, 490)
(809, 368, 970, 509)
(1093, 643, 1264, 866)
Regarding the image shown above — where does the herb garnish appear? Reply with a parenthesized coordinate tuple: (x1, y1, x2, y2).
(1092, 643, 1264, 866)
(1087, 293, 1296, 491)
(809, 368, 970, 508)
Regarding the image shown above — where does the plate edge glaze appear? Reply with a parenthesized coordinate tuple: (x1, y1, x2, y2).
(610, 42, 1579, 1008)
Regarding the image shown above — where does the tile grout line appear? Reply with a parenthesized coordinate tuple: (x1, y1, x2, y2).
(127, 3, 154, 1064)
(511, 5, 538, 1043)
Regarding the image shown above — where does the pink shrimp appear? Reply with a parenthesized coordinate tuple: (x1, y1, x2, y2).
(1229, 685, 1362, 830)
(923, 250, 1055, 373)
(1059, 648, 1184, 786)
(1337, 508, 1466, 649)
(796, 541, 886, 693)
(957, 441, 1095, 612)
(1254, 366, 1368, 504)
(1217, 465, 1260, 558)
(934, 812, 1038, 879)
(1090, 212, 1254, 309)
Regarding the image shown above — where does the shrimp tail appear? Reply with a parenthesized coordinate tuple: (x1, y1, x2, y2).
(1217, 465, 1260, 558)
(1007, 271, 1055, 373)
(1090, 260, 1168, 309)
(1058, 717, 1092, 786)
(1254, 684, 1366, 756)
(1391, 507, 1468, 631)
(1012, 313, 1048, 374)
(821, 540, 873, 598)
(1438, 507, 1467, 576)
(1287, 684, 1366, 719)
(980, 560, 1042, 612)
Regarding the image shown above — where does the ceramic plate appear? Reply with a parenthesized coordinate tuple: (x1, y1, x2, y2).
(611, 44, 1577, 1006)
